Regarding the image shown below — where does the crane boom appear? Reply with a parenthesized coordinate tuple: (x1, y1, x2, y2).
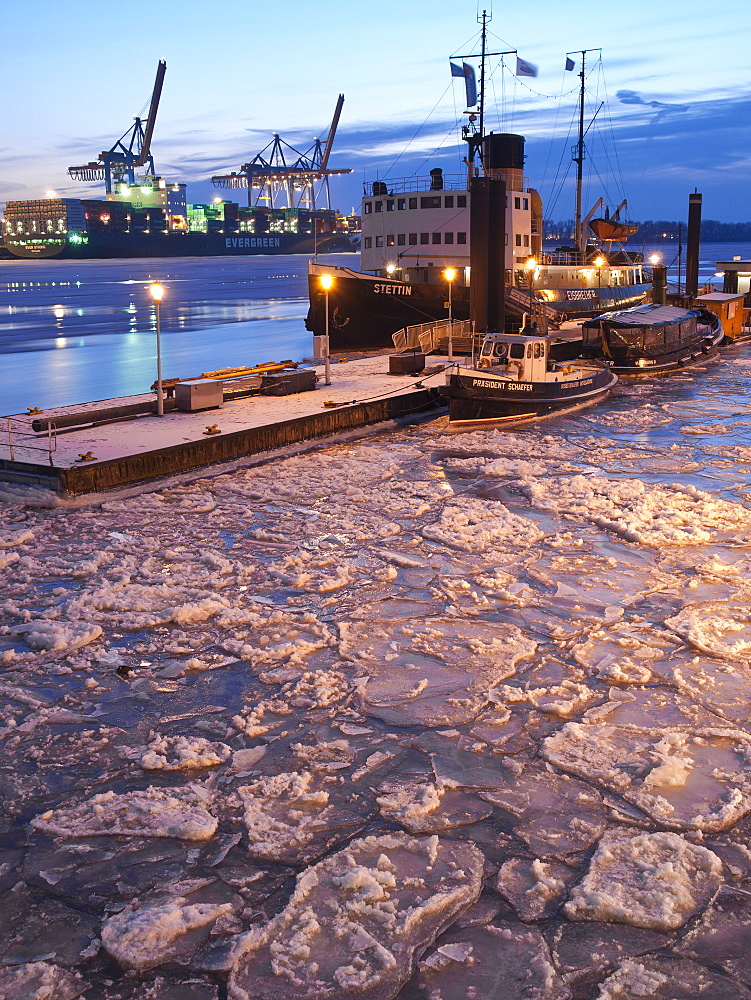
(136, 60, 167, 167)
(319, 94, 344, 172)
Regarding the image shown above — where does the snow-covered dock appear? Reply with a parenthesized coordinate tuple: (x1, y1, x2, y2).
(0, 354, 446, 495)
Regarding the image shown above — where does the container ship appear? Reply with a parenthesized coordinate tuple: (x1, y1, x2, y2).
(1, 63, 357, 261)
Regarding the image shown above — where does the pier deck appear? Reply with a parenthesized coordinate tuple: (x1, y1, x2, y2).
(0, 354, 447, 496)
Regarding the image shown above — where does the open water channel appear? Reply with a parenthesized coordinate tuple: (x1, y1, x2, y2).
(1, 246, 751, 999)
(0, 243, 747, 417)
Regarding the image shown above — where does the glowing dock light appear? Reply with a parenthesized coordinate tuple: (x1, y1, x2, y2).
(319, 274, 334, 386)
(148, 283, 166, 416)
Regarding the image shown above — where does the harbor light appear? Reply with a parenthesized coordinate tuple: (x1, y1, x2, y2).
(525, 258, 537, 324)
(650, 254, 661, 265)
(385, 263, 396, 275)
(443, 268, 457, 361)
(148, 282, 166, 416)
(319, 274, 334, 386)
(594, 256, 605, 290)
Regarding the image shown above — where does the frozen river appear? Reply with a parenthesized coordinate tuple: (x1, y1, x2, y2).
(2, 333, 751, 998)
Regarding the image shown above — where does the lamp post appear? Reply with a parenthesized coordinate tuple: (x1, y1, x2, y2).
(443, 267, 457, 361)
(319, 274, 333, 386)
(594, 256, 605, 294)
(525, 257, 537, 330)
(148, 282, 165, 416)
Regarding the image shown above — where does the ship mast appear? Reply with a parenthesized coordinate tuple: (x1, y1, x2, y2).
(458, 11, 516, 178)
(569, 48, 602, 256)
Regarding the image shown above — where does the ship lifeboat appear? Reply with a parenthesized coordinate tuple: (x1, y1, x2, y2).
(589, 218, 640, 242)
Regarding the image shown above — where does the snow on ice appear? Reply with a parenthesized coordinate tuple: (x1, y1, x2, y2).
(3, 359, 751, 996)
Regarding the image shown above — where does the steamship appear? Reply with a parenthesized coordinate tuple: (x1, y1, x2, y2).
(306, 131, 650, 351)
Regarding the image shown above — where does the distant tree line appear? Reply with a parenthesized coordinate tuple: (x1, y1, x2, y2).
(544, 218, 751, 242)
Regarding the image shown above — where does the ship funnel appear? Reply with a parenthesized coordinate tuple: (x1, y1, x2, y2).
(482, 133, 525, 188)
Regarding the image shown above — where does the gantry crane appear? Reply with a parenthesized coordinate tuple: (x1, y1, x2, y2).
(211, 94, 351, 210)
(68, 60, 167, 194)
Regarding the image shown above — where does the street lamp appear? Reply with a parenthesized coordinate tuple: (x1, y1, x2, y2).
(594, 255, 605, 292)
(525, 257, 537, 329)
(319, 274, 333, 386)
(649, 254, 660, 266)
(443, 267, 457, 361)
(148, 282, 165, 416)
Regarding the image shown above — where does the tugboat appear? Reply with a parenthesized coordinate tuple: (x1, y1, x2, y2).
(443, 328, 618, 425)
(581, 304, 724, 375)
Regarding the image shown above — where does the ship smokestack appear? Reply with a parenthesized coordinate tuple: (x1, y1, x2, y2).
(685, 190, 702, 297)
(470, 176, 506, 333)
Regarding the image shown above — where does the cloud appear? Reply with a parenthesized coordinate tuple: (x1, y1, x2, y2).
(616, 89, 690, 123)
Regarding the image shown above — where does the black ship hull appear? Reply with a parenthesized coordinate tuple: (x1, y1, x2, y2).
(306, 265, 649, 351)
(306, 266, 471, 350)
(2, 231, 357, 261)
(583, 306, 725, 376)
(444, 366, 617, 425)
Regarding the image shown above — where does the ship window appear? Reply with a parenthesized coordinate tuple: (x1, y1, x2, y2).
(481, 342, 493, 356)
(515, 234, 522, 246)
(364, 202, 372, 214)
(534, 343, 543, 358)
(398, 199, 406, 210)
(397, 234, 406, 246)
(527, 344, 533, 358)
(421, 196, 441, 209)
(444, 196, 454, 208)
(509, 343, 525, 359)
(375, 201, 383, 213)
(457, 195, 467, 207)
(457, 232, 466, 244)
(523, 198, 529, 210)
(364, 237, 372, 248)
(444, 233, 454, 244)
(492, 342, 508, 358)
(387, 234, 395, 246)
(420, 233, 429, 244)
(376, 236, 384, 247)
(387, 200, 394, 211)
(409, 197, 418, 209)
(409, 233, 417, 245)
(514, 197, 521, 209)
(432, 233, 441, 244)
(523, 235, 529, 246)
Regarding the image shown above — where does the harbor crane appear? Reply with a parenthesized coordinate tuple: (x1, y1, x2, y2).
(211, 94, 351, 210)
(68, 60, 167, 194)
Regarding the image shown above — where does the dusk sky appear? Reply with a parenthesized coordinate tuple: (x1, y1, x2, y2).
(2, 0, 749, 223)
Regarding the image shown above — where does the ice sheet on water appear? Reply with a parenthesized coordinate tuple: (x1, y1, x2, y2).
(343, 618, 535, 727)
(544, 718, 751, 832)
(594, 955, 751, 998)
(666, 603, 751, 659)
(547, 920, 671, 979)
(9, 620, 103, 653)
(417, 922, 568, 1000)
(478, 762, 608, 859)
(102, 897, 234, 971)
(521, 475, 751, 546)
(239, 770, 368, 865)
(492, 678, 599, 717)
(671, 656, 751, 726)
(674, 884, 751, 985)
(495, 857, 574, 922)
(422, 497, 544, 553)
(228, 832, 483, 1000)
(564, 830, 722, 931)
(140, 735, 231, 771)
(0, 961, 87, 1000)
(376, 781, 492, 833)
(0, 891, 99, 966)
(31, 784, 217, 841)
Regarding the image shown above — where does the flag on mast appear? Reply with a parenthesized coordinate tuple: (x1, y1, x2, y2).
(450, 61, 478, 107)
(565, 56, 576, 71)
(515, 56, 538, 78)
